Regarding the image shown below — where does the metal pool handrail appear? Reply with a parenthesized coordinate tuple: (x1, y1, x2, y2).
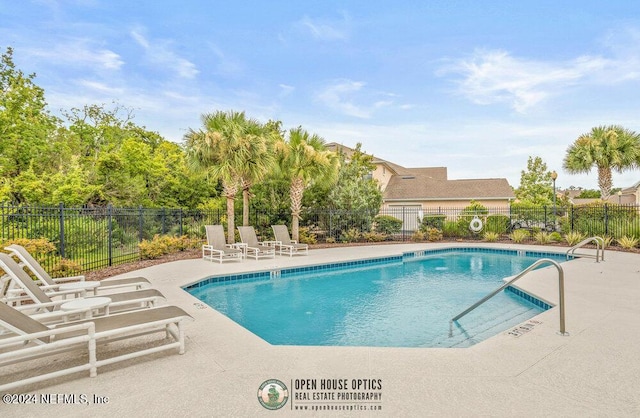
(566, 236, 604, 262)
(449, 258, 568, 338)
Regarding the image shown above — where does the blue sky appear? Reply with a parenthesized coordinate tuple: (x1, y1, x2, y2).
(2, 1, 640, 190)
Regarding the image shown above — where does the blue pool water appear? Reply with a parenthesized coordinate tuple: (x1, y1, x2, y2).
(185, 249, 565, 348)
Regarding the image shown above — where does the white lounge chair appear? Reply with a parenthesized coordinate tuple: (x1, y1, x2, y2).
(237, 226, 276, 260)
(0, 253, 163, 316)
(271, 225, 309, 256)
(5, 244, 151, 297)
(202, 225, 243, 263)
(0, 300, 192, 391)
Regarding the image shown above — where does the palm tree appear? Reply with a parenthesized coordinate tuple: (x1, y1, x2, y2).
(237, 119, 279, 226)
(277, 127, 339, 241)
(184, 110, 246, 243)
(563, 125, 640, 200)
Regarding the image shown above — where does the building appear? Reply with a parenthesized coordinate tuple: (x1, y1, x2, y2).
(326, 142, 515, 212)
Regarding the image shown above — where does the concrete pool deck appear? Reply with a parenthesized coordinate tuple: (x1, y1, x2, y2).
(2, 243, 640, 417)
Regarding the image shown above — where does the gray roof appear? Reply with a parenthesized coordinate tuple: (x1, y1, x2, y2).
(325, 142, 514, 201)
(384, 175, 515, 200)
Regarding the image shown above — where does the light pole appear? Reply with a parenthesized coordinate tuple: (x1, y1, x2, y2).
(551, 171, 558, 225)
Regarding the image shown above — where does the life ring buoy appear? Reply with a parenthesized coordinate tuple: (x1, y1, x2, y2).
(469, 216, 483, 232)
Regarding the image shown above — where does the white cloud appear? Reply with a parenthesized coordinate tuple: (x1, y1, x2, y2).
(439, 49, 592, 112)
(439, 30, 640, 113)
(76, 79, 124, 94)
(130, 29, 199, 79)
(27, 40, 124, 70)
(278, 84, 295, 97)
(296, 13, 350, 41)
(316, 80, 371, 118)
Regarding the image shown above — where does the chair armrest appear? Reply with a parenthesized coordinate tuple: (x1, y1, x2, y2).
(202, 245, 224, 255)
(0, 322, 95, 350)
(52, 275, 85, 283)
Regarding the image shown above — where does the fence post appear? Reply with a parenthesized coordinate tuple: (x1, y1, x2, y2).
(138, 205, 143, 242)
(604, 203, 609, 236)
(402, 206, 406, 241)
(179, 208, 183, 236)
(58, 202, 65, 258)
(570, 205, 575, 231)
(162, 208, 166, 234)
(329, 210, 333, 239)
(107, 204, 113, 266)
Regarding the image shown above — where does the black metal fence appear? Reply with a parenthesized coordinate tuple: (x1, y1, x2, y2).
(1, 203, 639, 273)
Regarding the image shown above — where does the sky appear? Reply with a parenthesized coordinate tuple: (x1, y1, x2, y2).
(2, 0, 640, 191)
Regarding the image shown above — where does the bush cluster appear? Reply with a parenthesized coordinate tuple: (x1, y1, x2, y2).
(139, 235, 200, 259)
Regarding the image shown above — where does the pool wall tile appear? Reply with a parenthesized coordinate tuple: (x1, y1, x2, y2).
(184, 247, 567, 292)
(505, 286, 553, 310)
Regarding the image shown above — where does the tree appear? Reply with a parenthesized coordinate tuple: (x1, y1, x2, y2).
(277, 127, 339, 241)
(185, 111, 242, 242)
(237, 118, 279, 226)
(515, 156, 554, 205)
(184, 111, 276, 241)
(563, 125, 640, 200)
(0, 46, 58, 189)
(328, 143, 381, 210)
(576, 189, 600, 199)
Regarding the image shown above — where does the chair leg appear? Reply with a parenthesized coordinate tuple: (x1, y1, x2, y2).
(89, 338, 98, 377)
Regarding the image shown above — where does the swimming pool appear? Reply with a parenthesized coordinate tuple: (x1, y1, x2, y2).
(185, 248, 567, 348)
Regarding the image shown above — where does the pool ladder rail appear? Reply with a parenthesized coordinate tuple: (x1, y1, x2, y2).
(566, 236, 605, 262)
(449, 258, 569, 338)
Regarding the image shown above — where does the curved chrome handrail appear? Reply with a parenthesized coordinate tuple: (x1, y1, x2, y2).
(566, 236, 604, 262)
(449, 258, 568, 338)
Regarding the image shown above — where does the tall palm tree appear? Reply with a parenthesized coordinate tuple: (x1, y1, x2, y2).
(184, 110, 246, 243)
(563, 125, 640, 200)
(237, 118, 279, 226)
(277, 127, 339, 241)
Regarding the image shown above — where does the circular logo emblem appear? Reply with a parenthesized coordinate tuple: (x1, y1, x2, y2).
(257, 379, 289, 410)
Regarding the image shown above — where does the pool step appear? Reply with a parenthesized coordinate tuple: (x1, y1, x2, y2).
(433, 302, 542, 347)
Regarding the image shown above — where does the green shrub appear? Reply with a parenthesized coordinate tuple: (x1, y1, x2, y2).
(549, 232, 563, 242)
(420, 214, 446, 231)
(298, 227, 317, 245)
(485, 214, 510, 234)
(411, 230, 425, 242)
(617, 236, 639, 249)
(483, 231, 500, 242)
(50, 258, 83, 278)
(426, 227, 443, 242)
(138, 235, 198, 259)
(374, 215, 403, 235)
(510, 229, 530, 243)
(340, 228, 361, 243)
(601, 236, 614, 248)
(564, 231, 586, 246)
(325, 237, 336, 244)
(442, 220, 464, 238)
(362, 231, 386, 242)
(1, 237, 57, 256)
(533, 231, 552, 244)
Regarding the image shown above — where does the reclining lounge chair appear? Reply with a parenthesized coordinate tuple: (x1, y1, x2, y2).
(271, 225, 309, 257)
(0, 300, 192, 391)
(0, 253, 163, 316)
(202, 225, 243, 263)
(5, 244, 151, 297)
(237, 226, 276, 260)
